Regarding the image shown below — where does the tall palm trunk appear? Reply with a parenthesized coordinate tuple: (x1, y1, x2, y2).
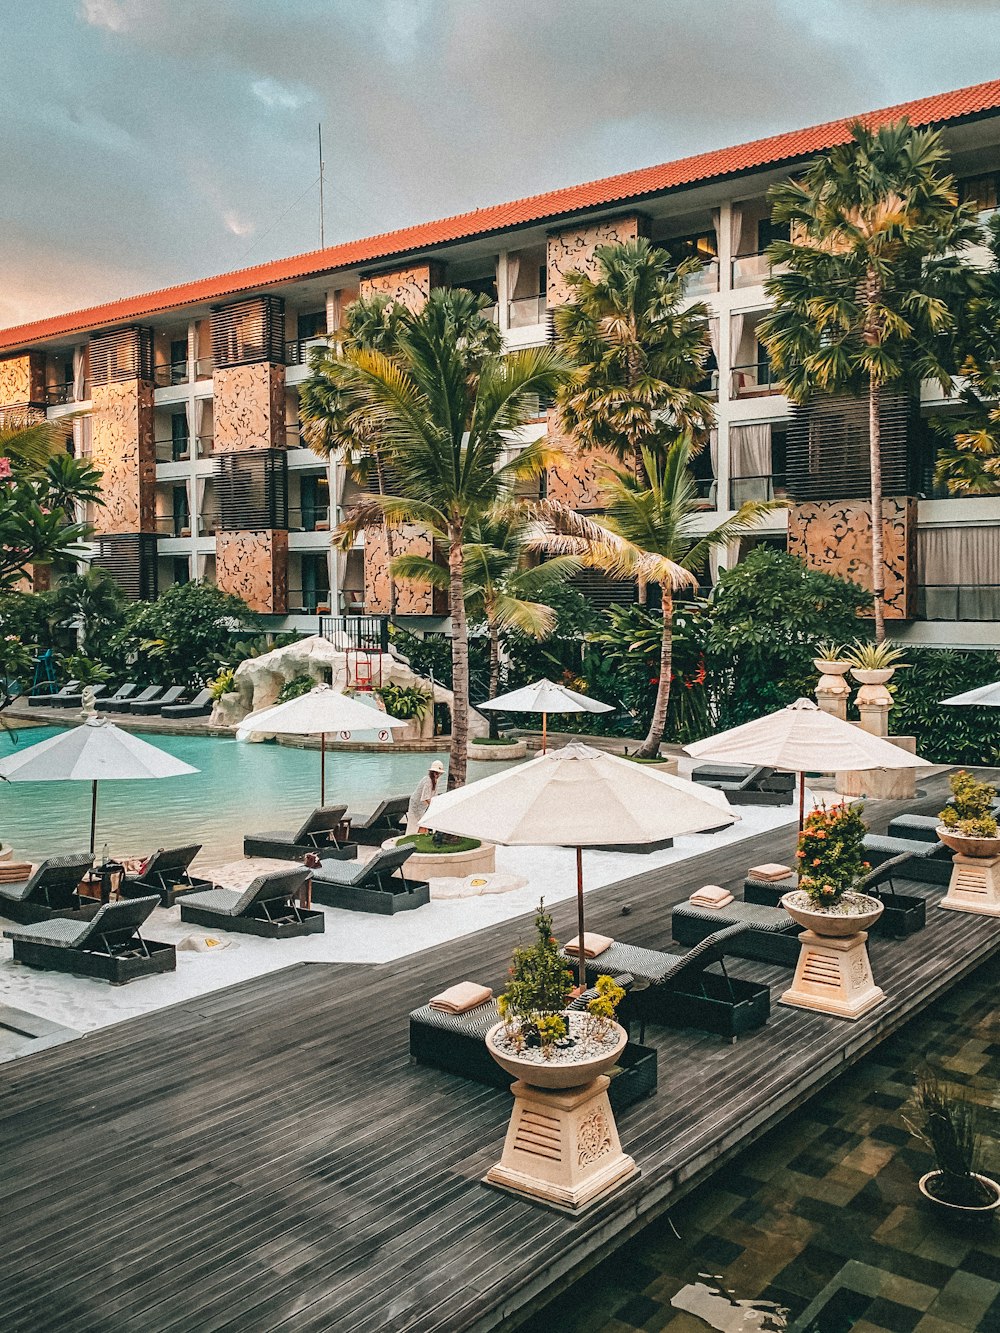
(371, 451, 396, 616)
(868, 379, 886, 644)
(487, 620, 501, 740)
(636, 587, 673, 758)
(447, 518, 469, 788)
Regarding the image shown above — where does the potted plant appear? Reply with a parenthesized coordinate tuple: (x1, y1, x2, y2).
(844, 639, 907, 686)
(486, 904, 628, 1090)
(813, 640, 851, 675)
(781, 802, 884, 936)
(936, 770, 1000, 859)
(905, 1072, 1000, 1217)
(469, 733, 528, 760)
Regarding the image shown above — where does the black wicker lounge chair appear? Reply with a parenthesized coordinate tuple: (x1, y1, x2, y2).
(0, 853, 95, 925)
(348, 795, 410, 846)
(863, 829, 952, 887)
(161, 687, 213, 719)
(563, 924, 770, 1041)
(745, 853, 926, 937)
(28, 679, 80, 708)
(672, 899, 801, 964)
(311, 845, 429, 914)
(122, 844, 215, 906)
(130, 685, 186, 716)
(243, 805, 355, 862)
(4, 896, 175, 984)
(114, 685, 165, 714)
(409, 983, 657, 1112)
(48, 683, 110, 710)
(95, 683, 139, 712)
(179, 867, 323, 937)
(692, 764, 795, 806)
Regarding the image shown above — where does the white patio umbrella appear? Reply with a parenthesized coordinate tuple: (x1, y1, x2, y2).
(0, 717, 198, 854)
(685, 697, 932, 829)
(236, 684, 408, 803)
(477, 678, 614, 752)
(421, 741, 736, 986)
(941, 680, 1000, 707)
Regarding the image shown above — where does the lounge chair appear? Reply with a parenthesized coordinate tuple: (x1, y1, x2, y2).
(409, 981, 657, 1111)
(348, 795, 410, 846)
(745, 853, 926, 937)
(243, 806, 355, 862)
(122, 844, 215, 907)
(50, 683, 109, 709)
(863, 830, 952, 887)
(96, 683, 139, 712)
(179, 867, 323, 937)
(672, 899, 801, 965)
(563, 924, 770, 1041)
(310, 845, 430, 915)
(130, 685, 186, 716)
(28, 680, 80, 708)
(4, 896, 175, 984)
(0, 853, 95, 925)
(115, 685, 165, 714)
(692, 764, 795, 806)
(161, 687, 213, 719)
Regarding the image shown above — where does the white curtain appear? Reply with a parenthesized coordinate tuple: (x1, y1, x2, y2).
(709, 428, 719, 476)
(73, 348, 86, 401)
(193, 476, 207, 533)
(729, 312, 745, 368)
(507, 254, 521, 300)
(730, 208, 743, 260)
(710, 209, 721, 258)
(193, 396, 206, 454)
(710, 539, 742, 584)
(730, 423, 772, 480)
(708, 317, 721, 361)
(919, 526, 1000, 585)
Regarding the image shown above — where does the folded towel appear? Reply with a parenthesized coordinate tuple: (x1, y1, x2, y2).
(748, 862, 794, 882)
(690, 889, 734, 909)
(692, 884, 729, 904)
(564, 932, 614, 959)
(0, 862, 32, 884)
(428, 981, 493, 1014)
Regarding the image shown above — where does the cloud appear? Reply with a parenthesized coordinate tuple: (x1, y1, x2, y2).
(78, 0, 134, 32)
(251, 77, 309, 111)
(222, 211, 254, 237)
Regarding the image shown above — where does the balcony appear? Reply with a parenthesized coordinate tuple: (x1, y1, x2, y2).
(287, 587, 332, 615)
(285, 337, 329, 367)
(728, 473, 788, 507)
(730, 362, 781, 399)
(154, 515, 192, 538)
(691, 476, 718, 510)
(507, 295, 546, 329)
(154, 360, 190, 388)
(154, 435, 214, 463)
(681, 259, 720, 298)
(918, 584, 1000, 621)
(288, 505, 332, 533)
(194, 356, 215, 380)
(44, 383, 81, 406)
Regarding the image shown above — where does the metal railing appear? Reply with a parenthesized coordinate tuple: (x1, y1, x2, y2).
(320, 613, 390, 652)
(154, 361, 190, 387)
(918, 585, 1000, 622)
(284, 336, 329, 366)
(194, 356, 215, 379)
(287, 506, 332, 533)
(154, 435, 214, 463)
(154, 515, 192, 538)
(729, 363, 781, 398)
(507, 295, 547, 328)
(728, 474, 787, 507)
(681, 258, 720, 297)
(44, 383, 74, 405)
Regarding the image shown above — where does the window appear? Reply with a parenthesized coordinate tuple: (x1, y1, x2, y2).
(297, 310, 327, 340)
(959, 174, 998, 215)
(301, 552, 330, 613)
(172, 485, 190, 537)
(172, 556, 190, 586)
(756, 218, 789, 251)
(170, 338, 187, 383)
(665, 231, 718, 266)
(170, 412, 190, 462)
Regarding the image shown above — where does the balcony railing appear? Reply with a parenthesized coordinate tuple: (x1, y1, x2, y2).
(728, 473, 788, 507)
(44, 383, 74, 405)
(692, 476, 718, 510)
(507, 295, 547, 328)
(681, 258, 720, 297)
(730, 363, 781, 398)
(154, 434, 214, 463)
(731, 251, 789, 288)
(320, 613, 390, 651)
(288, 506, 332, 533)
(154, 515, 192, 538)
(918, 585, 1000, 622)
(287, 587, 333, 614)
(194, 356, 215, 380)
(154, 360, 190, 387)
(284, 336, 329, 366)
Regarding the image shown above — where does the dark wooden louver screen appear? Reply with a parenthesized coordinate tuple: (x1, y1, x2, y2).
(92, 534, 158, 601)
(786, 393, 916, 501)
(214, 449, 289, 530)
(89, 327, 154, 385)
(211, 296, 285, 367)
(570, 569, 640, 610)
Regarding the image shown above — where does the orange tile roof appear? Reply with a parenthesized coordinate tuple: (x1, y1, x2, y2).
(4, 77, 1000, 353)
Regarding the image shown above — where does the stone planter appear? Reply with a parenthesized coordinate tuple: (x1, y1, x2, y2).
(813, 659, 851, 676)
(918, 1172, 1000, 1218)
(484, 1015, 637, 1212)
(935, 828, 1000, 858)
(387, 837, 496, 880)
(779, 890, 885, 1019)
(814, 660, 851, 721)
(850, 667, 895, 686)
(468, 739, 528, 761)
(936, 828, 1000, 916)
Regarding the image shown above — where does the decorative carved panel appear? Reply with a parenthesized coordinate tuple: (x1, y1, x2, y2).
(543, 408, 619, 509)
(787, 498, 917, 619)
(0, 352, 45, 407)
(359, 263, 444, 313)
(364, 521, 444, 616)
(546, 215, 646, 306)
(91, 380, 156, 534)
(212, 363, 286, 452)
(215, 530, 288, 614)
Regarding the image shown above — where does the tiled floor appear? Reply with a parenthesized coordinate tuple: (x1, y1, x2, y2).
(523, 957, 1000, 1333)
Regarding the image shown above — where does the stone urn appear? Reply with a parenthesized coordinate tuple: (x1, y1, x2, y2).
(779, 890, 885, 1019)
(814, 659, 852, 720)
(483, 1013, 637, 1212)
(850, 667, 895, 687)
(935, 827, 1000, 859)
(936, 827, 1000, 916)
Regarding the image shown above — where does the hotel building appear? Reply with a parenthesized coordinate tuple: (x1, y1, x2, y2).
(2, 79, 1000, 647)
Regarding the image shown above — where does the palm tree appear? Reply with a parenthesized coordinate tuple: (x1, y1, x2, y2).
(759, 118, 979, 641)
(54, 566, 126, 655)
(531, 437, 774, 758)
(331, 288, 571, 787)
(554, 237, 715, 484)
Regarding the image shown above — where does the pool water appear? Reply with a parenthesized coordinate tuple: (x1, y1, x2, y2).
(0, 726, 513, 864)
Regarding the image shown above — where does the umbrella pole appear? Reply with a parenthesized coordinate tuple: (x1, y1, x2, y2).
(542, 712, 547, 755)
(575, 845, 586, 990)
(321, 733, 326, 806)
(798, 771, 806, 832)
(90, 780, 98, 857)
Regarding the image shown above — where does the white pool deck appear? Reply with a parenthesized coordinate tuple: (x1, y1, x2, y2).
(0, 778, 817, 1051)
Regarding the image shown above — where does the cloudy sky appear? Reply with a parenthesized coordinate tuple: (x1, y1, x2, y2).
(2, 0, 999, 328)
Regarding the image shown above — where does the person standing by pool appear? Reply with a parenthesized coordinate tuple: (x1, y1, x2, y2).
(407, 760, 445, 833)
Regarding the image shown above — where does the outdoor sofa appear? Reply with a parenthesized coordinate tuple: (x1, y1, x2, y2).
(27, 679, 80, 708)
(310, 845, 429, 914)
(4, 896, 175, 984)
(161, 687, 213, 719)
(179, 867, 323, 938)
(0, 853, 95, 925)
(691, 764, 795, 806)
(347, 795, 410, 846)
(243, 805, 355, 862)
(130, 685, 186, 716)
(122, 844, 215, 907)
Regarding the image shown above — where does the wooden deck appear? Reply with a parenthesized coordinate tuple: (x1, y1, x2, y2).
(3, 772, 999, 1333)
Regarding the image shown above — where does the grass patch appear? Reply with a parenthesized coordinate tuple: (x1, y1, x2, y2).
(623, 754, 671, 764)
(471, 736, 518, 746)
(398, 833, 482, 854)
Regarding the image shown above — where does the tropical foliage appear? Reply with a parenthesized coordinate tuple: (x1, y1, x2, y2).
(889, 647, 1000, 765)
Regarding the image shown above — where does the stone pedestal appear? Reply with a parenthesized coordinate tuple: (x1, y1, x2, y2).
(940, 854, 1000, 917)
(780, 929, 885, 1020)
(837, 732, 917, 800)
(484, 1075, 638, 1213)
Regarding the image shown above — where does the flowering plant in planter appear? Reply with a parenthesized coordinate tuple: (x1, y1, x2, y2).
(795, 802, 869, 908)
(939, 769, 998, 840)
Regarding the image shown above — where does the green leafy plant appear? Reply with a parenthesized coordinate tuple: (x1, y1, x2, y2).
(278, 674, 315, 703)
(583, 974, 626, 1044)
(397, 832, 481, 854)
(844, 640, 908, 672)
(62, 654, 111, 687)
(939, 769, 998, 838)
(814, 641, 847, 663)
(795, 801, 869, 907)
(904, 1072, 994, 1208)
(208, 668, 235, 701)
(889, 648, 1000, 765)
(375, 682, 432, 722)
(497, 902, 574, 1054)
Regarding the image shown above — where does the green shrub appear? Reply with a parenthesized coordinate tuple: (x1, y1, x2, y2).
(497, 902, 574, 1054)
(887, 647, 1000, 765)
(939, 770, 998, 838)
(278, 674, 315, 703)
(471, 735, 517, 746)
(796, 801, 869, 908)
(375, 681, 432, 721)
(397, 832, 481, 853)
(209, 667, 235, 701)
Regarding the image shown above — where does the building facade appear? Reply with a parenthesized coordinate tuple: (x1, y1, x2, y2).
(3, 79, 1000, 646)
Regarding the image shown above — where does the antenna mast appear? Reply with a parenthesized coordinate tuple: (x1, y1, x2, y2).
(318, 122, 325, 248)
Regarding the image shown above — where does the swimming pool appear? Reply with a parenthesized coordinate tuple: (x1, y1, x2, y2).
(0, 726, 518, 864)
